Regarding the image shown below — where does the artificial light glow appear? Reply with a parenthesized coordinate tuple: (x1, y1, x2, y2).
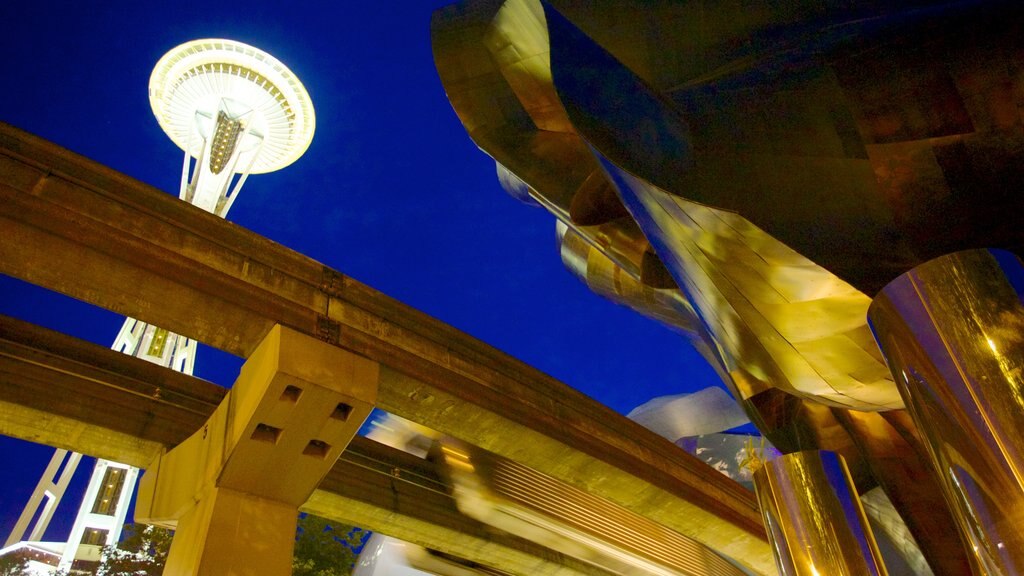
(441, 444, 475, 472)
(150, 38, 315, 174)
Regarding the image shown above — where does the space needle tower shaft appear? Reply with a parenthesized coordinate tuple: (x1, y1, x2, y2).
(8, 39, 314, 573)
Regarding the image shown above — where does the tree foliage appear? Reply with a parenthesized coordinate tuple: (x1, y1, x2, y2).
(292, 514, 369, 576)
(0, 554, 30, 576)
(97, 523, 172, 576)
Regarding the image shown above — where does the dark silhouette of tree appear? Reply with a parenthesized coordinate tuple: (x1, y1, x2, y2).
(0, 554, 30, 576)
(96, 523, 171, 576)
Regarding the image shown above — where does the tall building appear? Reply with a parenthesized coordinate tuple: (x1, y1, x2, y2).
(3, 38, 314, 574)
(433, 1, 1024, 573)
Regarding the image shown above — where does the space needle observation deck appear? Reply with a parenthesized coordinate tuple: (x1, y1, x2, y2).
(149, 38, 316, 216)
(6, 38, 316, 575)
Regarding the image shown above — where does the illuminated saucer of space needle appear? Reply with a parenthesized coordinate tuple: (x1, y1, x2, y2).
(148, 38, 315, 174)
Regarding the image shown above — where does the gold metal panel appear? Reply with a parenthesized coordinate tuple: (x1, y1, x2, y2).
(838, 409, 970, 573)
(734, 386, 971, 573)
(486, 0, 573, 133)
(431, 3, 1005, 571)
(754, 450, 888, 576)
(613, 167, 901, 409)
(434, 0, 904, 410)
(558, 222, 699, 336)
(869, 248, 1024, 573)
(790, 337, 893, 399)
(440, 1, 888, 412)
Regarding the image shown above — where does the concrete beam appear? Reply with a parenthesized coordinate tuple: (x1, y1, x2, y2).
(0, 123, 771, 571)
(0, 314, 221, 466)
(137, 326, 379, 575)
(0, 314, 612, 576)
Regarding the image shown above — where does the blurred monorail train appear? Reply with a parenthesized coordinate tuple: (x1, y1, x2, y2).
(364, 411, 752, 575)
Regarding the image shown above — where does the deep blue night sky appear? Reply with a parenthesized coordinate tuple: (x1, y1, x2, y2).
(0, 1, 722, 542)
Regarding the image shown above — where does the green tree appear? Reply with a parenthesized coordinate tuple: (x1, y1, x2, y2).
(292, 514, 369, 576)
(0, 554, 30, 576)
(97, 523, 172, 576)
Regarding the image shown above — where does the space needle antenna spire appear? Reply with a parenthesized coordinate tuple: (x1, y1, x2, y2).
(6, 39, 314, 573)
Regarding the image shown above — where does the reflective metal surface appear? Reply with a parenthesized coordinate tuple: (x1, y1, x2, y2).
(595, 156, 897, 411)
(860, 489, 933, 576)
(627, 387, 750, 442)
(435, 0, 903, 413)
(557, 220, 701, 338)
(869, 249, 1024, 574)
(431, 1, 1024, 573)
(753, 451, 888, 576)
(742, 388, 966, 575)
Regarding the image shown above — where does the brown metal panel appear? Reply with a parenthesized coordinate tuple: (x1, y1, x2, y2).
(870, 249, 1024, 573)
(754, 451, 888, 576)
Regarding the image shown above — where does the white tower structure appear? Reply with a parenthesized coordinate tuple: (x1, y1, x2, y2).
(150, 39, 315, 216)
(6, 39, 314, 574)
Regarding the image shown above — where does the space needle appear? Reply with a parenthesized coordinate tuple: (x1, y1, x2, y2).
(5, 39, 314, 572)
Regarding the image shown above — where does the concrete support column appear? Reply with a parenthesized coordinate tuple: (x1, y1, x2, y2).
(163, 487, 299, 575)
(135, 324, 378, 575)
(753, 450, 887, 576)
(869, 248, 1024, 574)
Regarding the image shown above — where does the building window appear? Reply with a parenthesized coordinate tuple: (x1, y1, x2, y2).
(90, 467, 126, 516)
(82, 528, 110, 546)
